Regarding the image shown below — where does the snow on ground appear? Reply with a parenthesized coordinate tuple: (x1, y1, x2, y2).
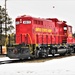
(0, 56, 75, 75)
(0, 57, 12, 61)
(0, 57, 18, 61)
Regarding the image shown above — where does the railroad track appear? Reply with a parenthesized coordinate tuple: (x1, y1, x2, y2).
(0, 54, 75, 65)
(0, 60, 20, 64)
(26, 54, 75, 63)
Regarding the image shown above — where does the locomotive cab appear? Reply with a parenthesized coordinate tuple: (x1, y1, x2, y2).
(16, 15, 32, 44)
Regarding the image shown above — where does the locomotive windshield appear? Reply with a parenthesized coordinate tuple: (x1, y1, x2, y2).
(16, 19, 31, 25)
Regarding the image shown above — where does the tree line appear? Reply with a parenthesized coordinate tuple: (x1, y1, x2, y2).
(0, 5, 14, 45)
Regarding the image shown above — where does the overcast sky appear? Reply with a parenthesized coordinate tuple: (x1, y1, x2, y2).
(0, 0, 75, 32)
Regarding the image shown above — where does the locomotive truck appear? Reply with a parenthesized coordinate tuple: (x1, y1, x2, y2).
(7, 15, 75, 59)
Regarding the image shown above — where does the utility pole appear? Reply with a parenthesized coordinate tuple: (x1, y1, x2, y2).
(5, 0, 7, 36)
(0, 6, 2, 54)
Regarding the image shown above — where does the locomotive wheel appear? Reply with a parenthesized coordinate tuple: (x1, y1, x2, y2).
(69, 48, 74, 55)
(73, 45, 75, 52)
(39, 49, 49, 58)
(60, 53, 66, 56)
(35, 50, 40, 58)
(52, 54, 55, 57)
(51, 49, 56, 56)
(41, 53, 48, 58)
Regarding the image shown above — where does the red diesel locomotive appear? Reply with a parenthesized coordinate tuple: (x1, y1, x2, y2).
(7, 15, 75, 59)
